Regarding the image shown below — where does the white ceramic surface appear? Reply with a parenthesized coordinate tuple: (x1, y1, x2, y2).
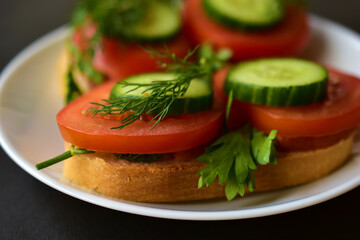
(0, 16, 360, 221)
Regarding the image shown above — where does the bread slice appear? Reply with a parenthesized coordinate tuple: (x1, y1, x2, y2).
(63, 131, 355, 202)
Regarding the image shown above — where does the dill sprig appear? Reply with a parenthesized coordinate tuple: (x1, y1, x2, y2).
(91, 44, 232, 130)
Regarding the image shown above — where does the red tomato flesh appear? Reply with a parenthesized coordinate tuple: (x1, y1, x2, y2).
(184, 0, 310, 61)
(72, 22, 192, 81)
(276, 128, 355, 152)
(72, 21, 97, 52)
(57, 81, 224, 154)
(213, 67, 360, 138)
(92, 33, 192, 80)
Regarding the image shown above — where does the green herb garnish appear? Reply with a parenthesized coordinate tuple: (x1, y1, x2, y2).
(65, 70, 82, 104)
(67, 40, 104, 84)
(198, 125, 277, 200)
(114, 153, 167, 162)
(91, 44, 231, 130)
(224, 89, 233, 132)
(36, 145, 95, 170)
(251, 128, 277, 165)
(36, 147, 167, 170)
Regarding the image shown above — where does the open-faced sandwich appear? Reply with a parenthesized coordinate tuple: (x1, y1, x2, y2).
(38, 44, 360, 202)
(58, 0, 192, 104)
(184, 0, 310, 60)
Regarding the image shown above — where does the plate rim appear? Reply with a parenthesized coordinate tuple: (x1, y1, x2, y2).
(0, 16, 360, 221)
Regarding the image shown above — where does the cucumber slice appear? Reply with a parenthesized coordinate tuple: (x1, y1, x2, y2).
(225, 58, 328, 106)
(203, 0, 284, 30)
(131, 1, 181, 42)
(110, 73, 213, 115)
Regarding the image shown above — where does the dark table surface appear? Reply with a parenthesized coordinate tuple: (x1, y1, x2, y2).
(1, 1, 360, 239)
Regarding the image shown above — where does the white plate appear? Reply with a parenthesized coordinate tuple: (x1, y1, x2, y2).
(1, 16, 360, 221)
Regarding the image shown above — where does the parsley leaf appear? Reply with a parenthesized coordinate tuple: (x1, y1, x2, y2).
(251, 128, 277, 165)
(224, 89, 233, 132)
(198, 125, 277, 201)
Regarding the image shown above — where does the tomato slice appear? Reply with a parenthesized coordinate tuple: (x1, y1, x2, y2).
(72, 21, 97, 52)
(183, 0, 310, 61)
(57, 81, 224, 154)
(276, 128, 355, 152)
(92, 33, 192, 80)
(213, 67, 360, 137)
(72, 23, 192, 81)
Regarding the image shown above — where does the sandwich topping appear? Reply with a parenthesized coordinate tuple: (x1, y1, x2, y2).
(39, 46, 279, 200)
(63, 0, 188, 104)
(184, 0, 310, 60)
(198, 125, 277, 200)
(71, 0, 181, 42)
(40, 41, 360, 200)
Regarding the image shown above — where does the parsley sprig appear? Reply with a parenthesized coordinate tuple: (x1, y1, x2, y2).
(198, 125, 277, 200)
(91, 44, 231, 130)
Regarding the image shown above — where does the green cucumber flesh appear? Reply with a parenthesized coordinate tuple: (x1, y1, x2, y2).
(225, 58, 328, 106)
(110, 72, 213, 115)
(203, 0, 284, 30)
(131, 1, 181, 42)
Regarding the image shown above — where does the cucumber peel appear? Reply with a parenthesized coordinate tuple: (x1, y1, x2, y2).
(225, 58, 328, 106)
(203, 0, 284, 30)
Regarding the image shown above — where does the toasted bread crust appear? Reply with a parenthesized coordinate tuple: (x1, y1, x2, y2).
(63, 132, 355, 202)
